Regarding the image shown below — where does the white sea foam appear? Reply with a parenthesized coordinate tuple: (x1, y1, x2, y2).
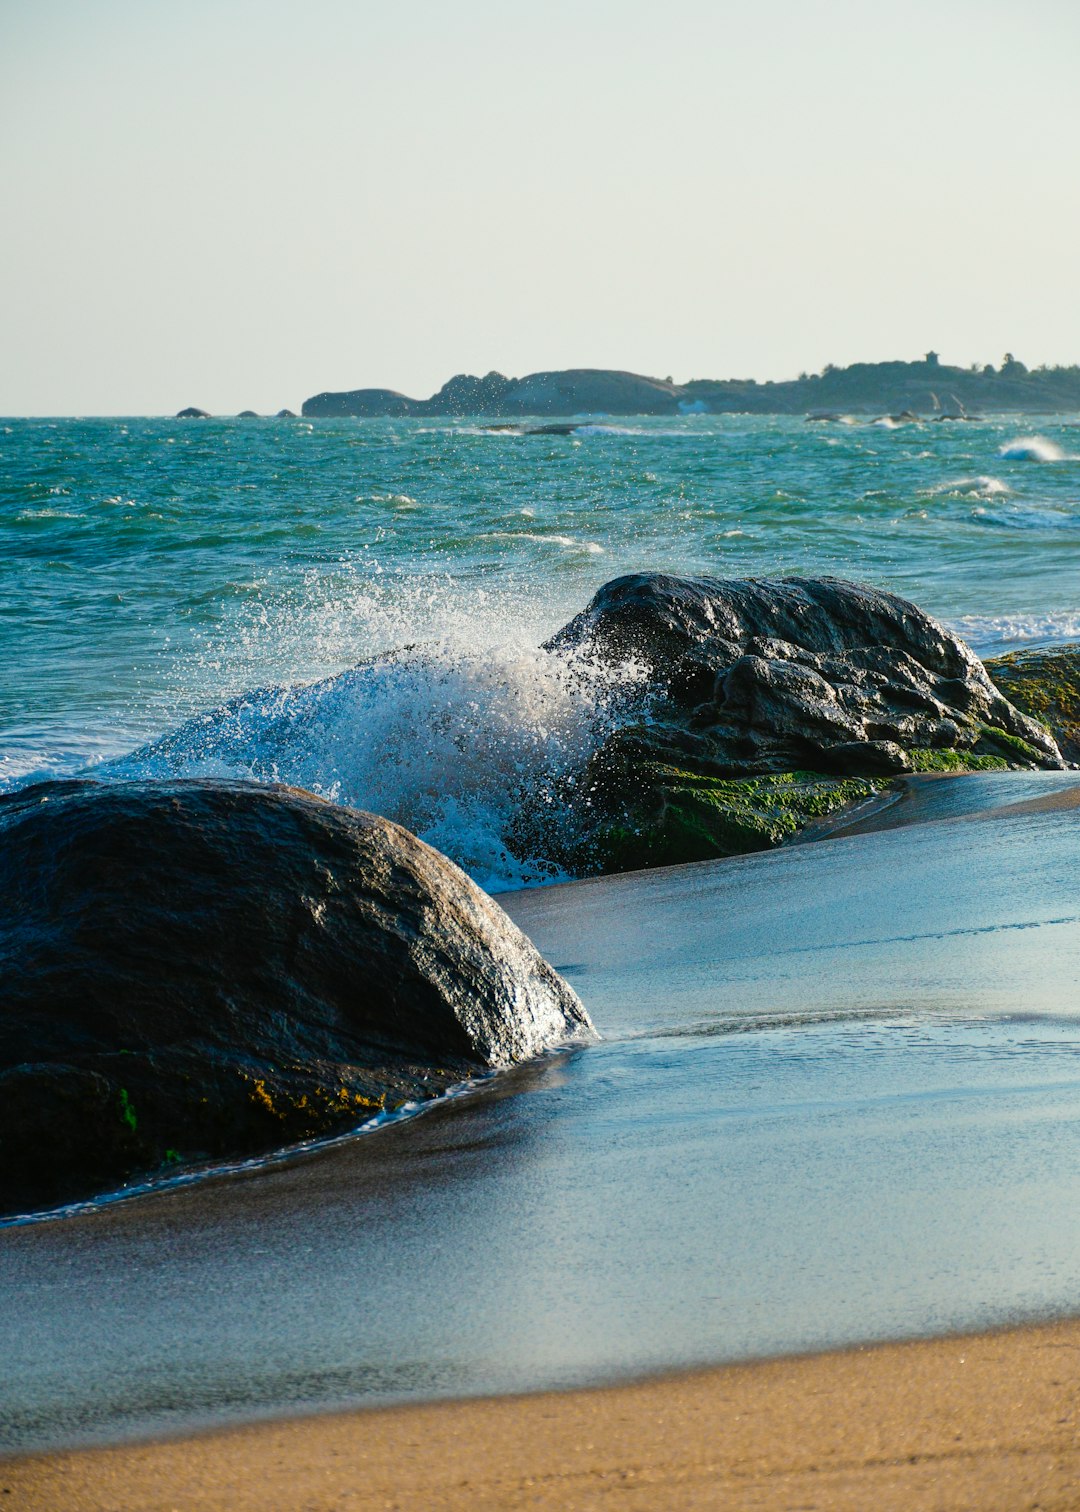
(999, 437, 1068, 462)
(922, 476, 1012, 499)
(357, 493, 419, 509)
(949, 610, 1080, 656)
(486, 532, 604, 554)
(110, 618, 648, 892)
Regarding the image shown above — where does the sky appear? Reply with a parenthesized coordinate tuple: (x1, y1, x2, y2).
(2, 0, 1079, 415)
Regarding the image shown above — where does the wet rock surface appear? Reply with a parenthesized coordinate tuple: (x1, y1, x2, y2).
(542, 573, 1062, 871)
(0, 779, 591, 1217)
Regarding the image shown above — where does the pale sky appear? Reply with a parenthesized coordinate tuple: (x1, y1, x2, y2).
(2, 0, 1079, 415)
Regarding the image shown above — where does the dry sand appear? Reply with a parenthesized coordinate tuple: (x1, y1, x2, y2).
(5, 1318, 1079, 1511)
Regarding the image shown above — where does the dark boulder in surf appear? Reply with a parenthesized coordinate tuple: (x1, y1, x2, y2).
(985, 644, 1080, 765)
(542, 573, 1063, 871)
(0, 779, 591, 1217)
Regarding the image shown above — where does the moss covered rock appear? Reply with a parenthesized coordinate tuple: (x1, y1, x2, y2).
(985, 645, 1080, 765)
(585, 766, 879, 873)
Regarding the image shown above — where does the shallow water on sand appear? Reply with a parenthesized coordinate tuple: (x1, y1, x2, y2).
(4, 786, 1080, 1453)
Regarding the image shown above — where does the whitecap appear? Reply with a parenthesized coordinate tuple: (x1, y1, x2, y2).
(922, 476, 1012, 500)
(357, 493, 419, 509)
(999, 437, 1068, 462)
(486, 532, 603, 553)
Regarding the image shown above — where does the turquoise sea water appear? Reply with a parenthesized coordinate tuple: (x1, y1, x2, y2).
(3, 412, 1080, 886)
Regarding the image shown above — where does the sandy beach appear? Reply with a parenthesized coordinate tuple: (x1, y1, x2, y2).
(6, 1317, 1078, 1511)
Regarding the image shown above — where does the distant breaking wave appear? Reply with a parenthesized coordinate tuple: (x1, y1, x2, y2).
(999, 437, 1070, 462)
(921, 475, 1012, 499)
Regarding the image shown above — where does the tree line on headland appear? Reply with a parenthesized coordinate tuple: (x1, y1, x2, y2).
(297, 354, 1080, 419)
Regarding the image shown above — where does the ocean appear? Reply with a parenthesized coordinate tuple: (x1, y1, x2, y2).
(3, 412, 1080, 1451)
(3, 411, 1080, 889)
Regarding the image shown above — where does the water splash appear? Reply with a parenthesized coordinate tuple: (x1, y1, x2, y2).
(109, 637, 648, 892)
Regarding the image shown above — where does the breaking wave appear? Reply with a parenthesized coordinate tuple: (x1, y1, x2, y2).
(950, 610, 1080, 657)
(106, 638, 649, 893)
(922, 475, 1012, 499)
(999, 437, 1068, 462)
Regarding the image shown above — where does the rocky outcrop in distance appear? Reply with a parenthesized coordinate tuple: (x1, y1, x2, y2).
(303, 370, 681, 418)
(0, 779, 591, 1217)
(528, 573, 1064, 873)
(301, 357, 1080, 418)
(173, 408, 300, 419)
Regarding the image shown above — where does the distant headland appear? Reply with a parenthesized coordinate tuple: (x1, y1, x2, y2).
(175, 355, 1080, 421)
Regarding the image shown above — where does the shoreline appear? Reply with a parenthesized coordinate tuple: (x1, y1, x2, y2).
(7, 1316, 1079, 1510)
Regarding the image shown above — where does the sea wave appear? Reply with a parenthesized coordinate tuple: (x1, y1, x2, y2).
(971, 504, 1077, 532)
(106, 638, 649, 892)
(922, 475, 1012, 499)
(485, 531, 604, 554)
(999, 437, 1069, 462)
(950, 610, 1080, 656)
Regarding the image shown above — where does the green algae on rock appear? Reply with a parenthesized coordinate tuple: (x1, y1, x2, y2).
(584, 766, 879, 873)
(985, 644, 1080, 765)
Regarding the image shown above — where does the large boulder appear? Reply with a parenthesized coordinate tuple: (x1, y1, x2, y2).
(541, 574, 1063, 872)
(0, 779, 592, 1217)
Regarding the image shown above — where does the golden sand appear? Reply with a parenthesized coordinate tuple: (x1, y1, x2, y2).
(5, 1318, 1079, 1511)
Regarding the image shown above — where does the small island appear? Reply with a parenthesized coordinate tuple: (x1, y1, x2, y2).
(301, 352, 1080, 419)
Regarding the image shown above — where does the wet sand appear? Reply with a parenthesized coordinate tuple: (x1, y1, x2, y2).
(6, 1317, 1079, 1511)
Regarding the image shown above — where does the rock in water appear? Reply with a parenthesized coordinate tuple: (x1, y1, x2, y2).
(0, 779, 592, 1217)
(549, 573, 1061, 773)
(175, 406, 210, 418)
(541, 573, 1063, 872)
